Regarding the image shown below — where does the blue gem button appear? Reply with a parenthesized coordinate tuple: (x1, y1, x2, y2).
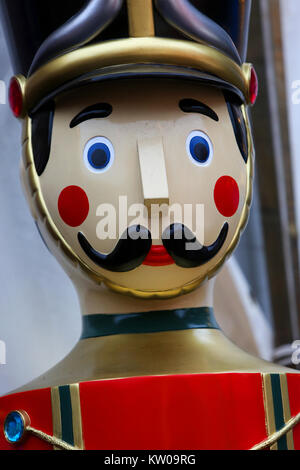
(4, 411, 26, 443)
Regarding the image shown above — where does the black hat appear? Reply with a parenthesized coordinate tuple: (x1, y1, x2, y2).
(0, 0, 258, 117)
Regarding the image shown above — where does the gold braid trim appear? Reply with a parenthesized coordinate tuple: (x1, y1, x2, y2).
(27, 426, 79, 451)
(250, 412, 300, 450)
(25, 411, 300, 450)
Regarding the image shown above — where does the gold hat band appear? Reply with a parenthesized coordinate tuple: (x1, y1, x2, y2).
(18, 37, 252, 116)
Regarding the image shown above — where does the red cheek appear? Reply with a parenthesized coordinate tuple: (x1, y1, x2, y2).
(214, 176, 240, 217)
(58, 186, 89, 227)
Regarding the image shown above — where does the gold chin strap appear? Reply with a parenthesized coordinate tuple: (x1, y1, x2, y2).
(21, 105, 253, 300)
(250, 412, 300, 450)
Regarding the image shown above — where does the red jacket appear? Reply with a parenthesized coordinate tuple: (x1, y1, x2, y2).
(0, 372, 300, 450)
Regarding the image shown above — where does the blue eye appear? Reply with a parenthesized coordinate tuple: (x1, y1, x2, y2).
(186, 131, 213, 166)
(83, 137, 114, 173)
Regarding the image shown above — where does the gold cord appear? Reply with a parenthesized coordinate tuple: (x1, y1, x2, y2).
(250, 412, 300, 450)
(27, 426, 79, 451)
(22, 411, 300, 450)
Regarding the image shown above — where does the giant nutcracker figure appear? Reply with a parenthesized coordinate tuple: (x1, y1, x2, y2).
(0, 0, 300, 451)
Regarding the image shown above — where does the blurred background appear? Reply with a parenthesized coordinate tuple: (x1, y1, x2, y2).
(0, 0, 300, 395)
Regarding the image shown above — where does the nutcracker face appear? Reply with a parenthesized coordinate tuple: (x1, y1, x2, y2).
(23, 78, 253, 297)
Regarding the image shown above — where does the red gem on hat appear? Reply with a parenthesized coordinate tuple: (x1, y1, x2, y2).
(9, 77, 23, 117)
(249, 66, 258, 105)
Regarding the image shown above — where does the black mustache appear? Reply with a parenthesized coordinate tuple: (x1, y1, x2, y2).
(162, 223, 229, 268)
(78, 223, 228, 272)
(78, 225, 151, 273)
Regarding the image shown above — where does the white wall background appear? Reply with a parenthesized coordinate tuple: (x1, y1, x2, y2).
(0, 24, 81, 395)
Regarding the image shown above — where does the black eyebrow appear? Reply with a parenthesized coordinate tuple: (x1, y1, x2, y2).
(70, 103, 112, 128)
(179, 99, 219, 122)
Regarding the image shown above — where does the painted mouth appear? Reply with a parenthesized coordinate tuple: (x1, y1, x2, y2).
(143, 245, 174, 266)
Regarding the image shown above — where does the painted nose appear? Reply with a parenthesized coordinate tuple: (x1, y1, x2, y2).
(138, 136, 169, 210)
